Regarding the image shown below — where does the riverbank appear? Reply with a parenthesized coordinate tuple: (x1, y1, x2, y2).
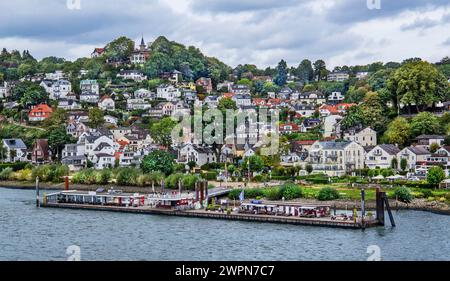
(2, 180, 449, 215)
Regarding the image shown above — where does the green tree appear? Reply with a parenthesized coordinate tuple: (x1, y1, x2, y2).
(217, 98, 237, 111)
(410, 112, 442, 138)
(296, 59, 314, 83)
(150, 117, 177, 148)
(305, 164, 313, 174)
(274, 60, 288, 86)
(48, 127, 73, 160)
(427, 166, 446, 188)
(391, 158, 398, 170)
(383, 117, 411, 147)
(400, 158, 408, 172)
(242, 155, 265, 174)
(104, 36, 135, 61)
(141, 150, 175, 175)
(13, 81, 48, 107)
(313, 60, 327, 81)
(388, 61, 448, 113)
(88, 108, 105, 129)
(44, 108, 67, 129)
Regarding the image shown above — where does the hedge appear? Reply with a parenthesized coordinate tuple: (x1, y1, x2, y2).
(0, 162, 29, 172)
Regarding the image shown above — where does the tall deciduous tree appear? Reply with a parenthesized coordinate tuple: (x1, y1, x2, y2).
(410, 112, 442, 138)
(88, 108, 105, 129)
(296, 59, 314, 83)
(388, 61, 449, 113)
(383, 117, 411, 147)
(313, 60, 327, 81)
(150, 117, 177, 148)
(274, 60, 288, 87)
(141, 150, 174, 175)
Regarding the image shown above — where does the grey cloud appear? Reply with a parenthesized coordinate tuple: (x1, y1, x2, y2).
(401, 18, 441, 31)
(328, 0, 450, 25)
(188, 0, 301, 13)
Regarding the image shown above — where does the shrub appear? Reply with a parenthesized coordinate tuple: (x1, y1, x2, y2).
(0, 167, 13, 180)
(280, 182, 303, 200)
(0, 162, 28, 172)
(394, 187, 413, 204)
(264, 188, 282, 200)
(96, 169, 112, 185)
(252, 174, 266, 183)
(421, 189, 433, 198)
(201, 171, 218, 181)
(165, 173, 184, 189)
(31, 164, 68, 183)
(182, 174, 199, 190)
(116, 168, 139, 186)
(12, 169, 32, 181)
(245, 188, 265, 199)
(316, 187, 340, 201)
(228, 189, 243, 200)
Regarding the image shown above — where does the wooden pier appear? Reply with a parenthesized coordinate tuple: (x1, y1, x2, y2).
(42, 202, 379, 229)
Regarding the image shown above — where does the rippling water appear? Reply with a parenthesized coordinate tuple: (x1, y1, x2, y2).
(0, 188, 449, 261)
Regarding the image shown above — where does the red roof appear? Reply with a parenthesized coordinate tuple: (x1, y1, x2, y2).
(223, 93, 234, 99)
(252, 98, 266, 106)
(295, 140, 316, 146)
(28, 104, 53, 119)
(279, 123, 300, 132)
(320, 103, 356, 114)
(93, 48, 105, 54)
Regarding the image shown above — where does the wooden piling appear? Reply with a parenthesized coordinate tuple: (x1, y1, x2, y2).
(383, 194, 396, 227)
(361, 189, 366, 230)
(376, 188, 385, 226)
(35, 176, 40, 208)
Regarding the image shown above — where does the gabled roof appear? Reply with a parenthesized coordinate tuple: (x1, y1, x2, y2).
(377, 144, 401, 155)
(318, 141, 352, 150)
(405, 146, 430, 155)
(3, 139, 27, 149)
(415, 135, 445, 140)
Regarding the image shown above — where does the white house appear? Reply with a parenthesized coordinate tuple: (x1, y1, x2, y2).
(0, 82, 11, 99)
(104, 115, 119, 126)
(294, 104, 316, 117)
(127, 99, 152, 111)
(232, 94, 252, 107)
(58, 99, 82, 110)
(327, 72, 349, 82)
(397, 146, 430, 171)
(328, 92, 345, 103)
(308, 141, 365, 176)
(366, 144, 401, 170)
(230, 84, 251, 95)
(343, 127, 377, 147)
(80, 92, 100, 104)
(134, 89, 156, 100)
(117, 70, 147, 81)
(80, 80, 99, 95)
(40, 79, 72, 100)
(98, 96, 115, 111)
(2, 139, 28, 162)
(156, 84, 182, 101)
(323, 115, 343, 138)
(45, 70, 65, 80)
(177, 144, 217, 167)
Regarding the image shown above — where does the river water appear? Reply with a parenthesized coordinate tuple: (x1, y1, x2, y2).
(0, 188, 449, 261)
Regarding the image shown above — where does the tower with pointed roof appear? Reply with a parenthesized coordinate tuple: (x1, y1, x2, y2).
(139, 35, 146, 51)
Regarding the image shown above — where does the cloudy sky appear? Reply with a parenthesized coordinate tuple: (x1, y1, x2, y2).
(1, 0, 449, 68)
